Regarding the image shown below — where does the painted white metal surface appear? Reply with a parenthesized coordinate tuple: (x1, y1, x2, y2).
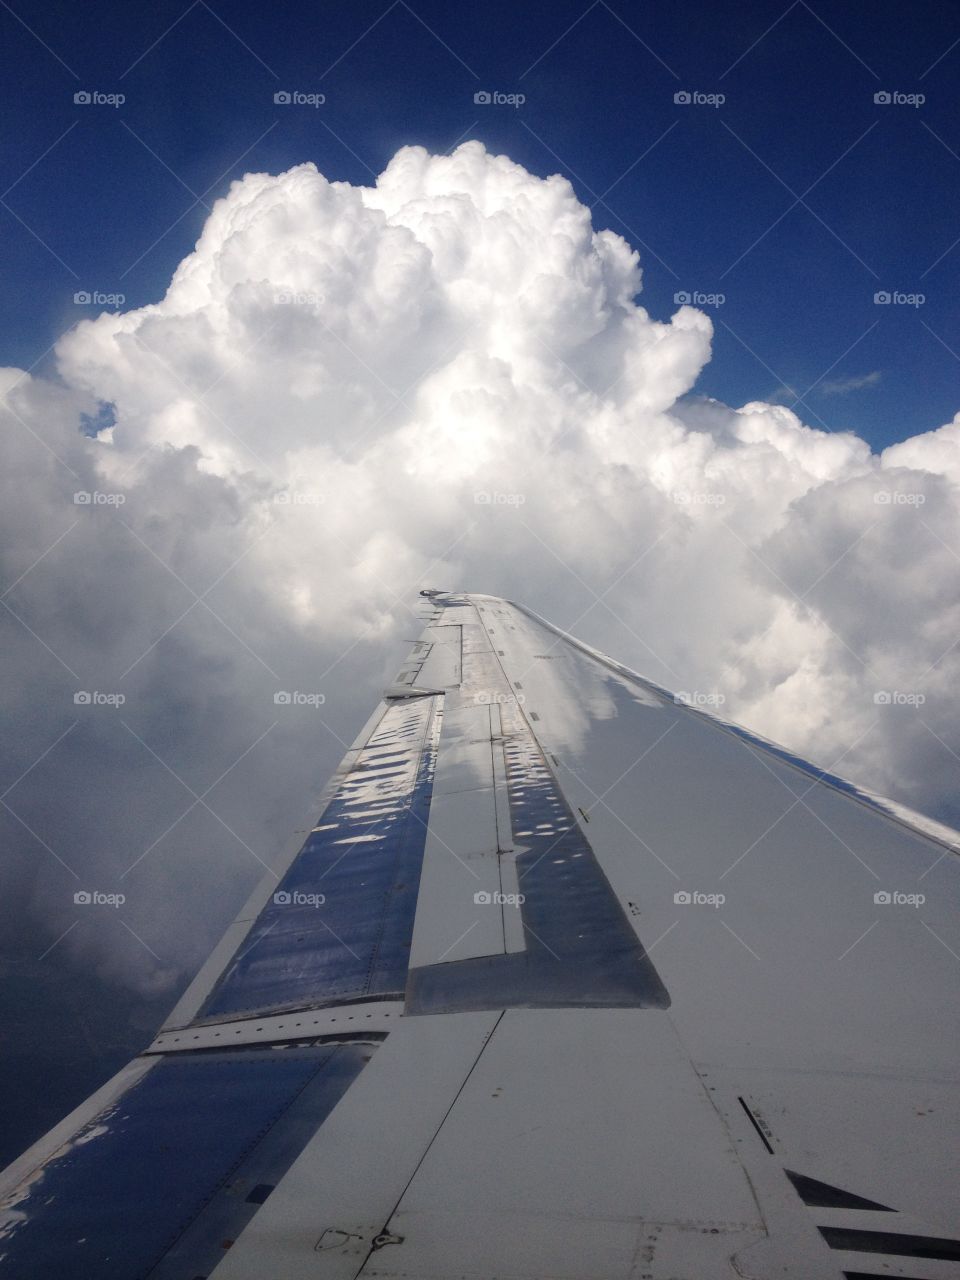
(466, 594, 960, 1243)
(408, 790, 505, 965)
(208, 1012, 501, 1280)
(387, 624, 462, 697)
(359, 1008, 771, 1280)
(430, 703, 494, 796)
(414, 638, 461, 691)
(409, 689, 529, 967)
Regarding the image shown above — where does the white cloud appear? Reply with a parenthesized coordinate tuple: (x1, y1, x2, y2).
(2, 141, 958, 993)
(818, 370, 882, 395)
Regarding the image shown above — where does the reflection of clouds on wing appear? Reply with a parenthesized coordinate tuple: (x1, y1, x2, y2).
(497, 609, 659, 760)
(527, 643, 618, 759)
(2, 140, 959, 991)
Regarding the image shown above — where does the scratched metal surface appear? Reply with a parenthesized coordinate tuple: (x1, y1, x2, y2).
(197, 695, 441, 1020)
(0, 1043, 374, 1280)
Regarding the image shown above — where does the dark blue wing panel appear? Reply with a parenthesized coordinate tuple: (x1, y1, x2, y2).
(197, 695, 440, 1021)
(0, 1044, 374, 1280)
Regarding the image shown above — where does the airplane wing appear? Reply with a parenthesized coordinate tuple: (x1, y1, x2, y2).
(2, 591, 959, 1280)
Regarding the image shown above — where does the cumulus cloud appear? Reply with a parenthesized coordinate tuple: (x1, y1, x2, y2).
(2, 141, 959, 1000)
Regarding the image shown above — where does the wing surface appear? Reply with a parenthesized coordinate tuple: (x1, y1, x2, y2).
(2, 591, 958, 1280)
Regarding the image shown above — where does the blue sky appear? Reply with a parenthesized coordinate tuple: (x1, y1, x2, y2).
(2, 0, 958, 450)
